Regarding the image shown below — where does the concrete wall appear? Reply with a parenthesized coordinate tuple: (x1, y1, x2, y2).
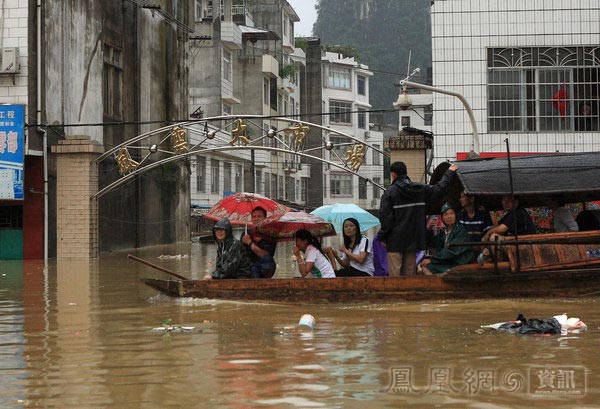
(43, 0, 191, 252)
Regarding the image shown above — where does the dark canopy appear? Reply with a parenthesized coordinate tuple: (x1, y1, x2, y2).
(430, 152, 600, 211)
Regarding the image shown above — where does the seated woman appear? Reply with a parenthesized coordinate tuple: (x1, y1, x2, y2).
(324, 218, 374, 277)
(293, 229, 336, 278)
(548, 196, 578, 232)
(203, 217, 252, 280)
(420, 203, 472, 275)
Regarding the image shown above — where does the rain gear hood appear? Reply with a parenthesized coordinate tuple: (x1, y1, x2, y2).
(211, 217, 252, 279)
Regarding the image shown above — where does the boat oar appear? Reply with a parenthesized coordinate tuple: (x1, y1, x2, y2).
(127, 254, 188, 280)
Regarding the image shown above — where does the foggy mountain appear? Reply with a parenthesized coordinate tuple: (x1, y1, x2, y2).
(313, 0, 432, 126)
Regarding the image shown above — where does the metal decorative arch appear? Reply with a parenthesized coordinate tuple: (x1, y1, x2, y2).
(93, 115, 389, 199)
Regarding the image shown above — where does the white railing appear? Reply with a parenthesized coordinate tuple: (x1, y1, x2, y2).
(232, 5, 246, 15)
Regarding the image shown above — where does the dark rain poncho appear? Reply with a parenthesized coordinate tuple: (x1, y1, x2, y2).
(211, 218, 251, 279)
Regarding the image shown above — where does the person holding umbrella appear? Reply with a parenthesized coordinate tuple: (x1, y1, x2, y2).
(203, 217, 252, 280)
(293, 229, 336, 278)
(240, 206, 278, 278)
(324, 218, 374, 277)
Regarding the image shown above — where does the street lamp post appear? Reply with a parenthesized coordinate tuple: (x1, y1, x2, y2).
(396, 69, 480, 156)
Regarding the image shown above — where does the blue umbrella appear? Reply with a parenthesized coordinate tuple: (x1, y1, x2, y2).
(310, 203, 380, 233)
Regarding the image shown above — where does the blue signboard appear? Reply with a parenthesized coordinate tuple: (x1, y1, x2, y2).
(0, 105, 25, 200)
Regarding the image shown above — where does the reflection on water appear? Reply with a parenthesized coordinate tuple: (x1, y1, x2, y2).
(0, 242, 599, 408)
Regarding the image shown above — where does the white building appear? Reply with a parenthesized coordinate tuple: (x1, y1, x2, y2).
(430, 0, 600, 162)
(321, 52, 385, 210)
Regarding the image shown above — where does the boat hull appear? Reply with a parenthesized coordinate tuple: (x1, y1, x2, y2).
(141, 265, 600, 302)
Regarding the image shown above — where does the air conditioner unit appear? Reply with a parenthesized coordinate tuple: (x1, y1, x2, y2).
(1, 48, 19, 73)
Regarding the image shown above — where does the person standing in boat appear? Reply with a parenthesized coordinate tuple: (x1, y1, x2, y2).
(378, 161, 458, 276)
(293, 229, 336, 278)
(324, 218, 375, 277)
(420, 203, 472, 275)
(241, 206, 277, 278)
(204, 217, 252, 280)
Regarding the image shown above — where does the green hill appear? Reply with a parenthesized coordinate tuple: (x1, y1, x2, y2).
(313, 0, 432, 125)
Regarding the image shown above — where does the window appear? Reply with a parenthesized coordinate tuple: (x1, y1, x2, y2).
(329, 101, 352, 124)
(196, 156, 206, 192)
(195, 0, 202, 21)
(329, 136, 351, 161)
(487, 46, 600, 132)
(285, 175, 295, 201)
(103, 44, 123, 119)
(373, 177, 381, 200)
(222, 103, 232, 116)
(328, 68, 351, 89)
(235, 164, 242, 192)
(372, 144, 381, 165)
(211, 159, 220, 194)
(357, 75, 366, 95)
(357, 108, 366, 129)
(424, 104, 433, 126)
(256, 171, 262, 195)
(278, 175, 284, 199)
(330, 173, 352, 196)
(223, 162, 232, 193)
(301, 178, 307, 202)
(271, 174, 278, 199)
(401, 116, 410, 127)
(264, 172, 271, 197)
(222, 48, 232, 82)
(359, 178, 367, 199)
(270, 77, 278, 111)
(290, 97, 296, 116)
(263, 78, 269, 106)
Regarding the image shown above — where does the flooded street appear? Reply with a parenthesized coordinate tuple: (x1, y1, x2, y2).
(1, 242, 599, 408)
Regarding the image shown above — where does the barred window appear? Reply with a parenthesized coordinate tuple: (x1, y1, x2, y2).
(329, 101, 352, 124)
(331, 173, 352, 196)
(329, 135, 351, 161)
(211, 159, 220, 194)
(328, 68, 351, 89)
(487, 46, 600, 133)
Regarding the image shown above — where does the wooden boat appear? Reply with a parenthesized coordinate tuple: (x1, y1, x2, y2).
(136, 231, 600, 302)
(138, 152, 600, 302)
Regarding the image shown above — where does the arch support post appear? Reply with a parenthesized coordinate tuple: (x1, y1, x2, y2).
(51, 136, 104, 258)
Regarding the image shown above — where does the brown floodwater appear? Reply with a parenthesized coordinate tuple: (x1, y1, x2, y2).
(1, 241, 599, 408)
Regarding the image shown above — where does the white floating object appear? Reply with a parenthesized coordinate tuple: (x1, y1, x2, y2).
(298, 314, 315, 330)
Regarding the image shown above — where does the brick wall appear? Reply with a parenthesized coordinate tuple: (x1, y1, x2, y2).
(51, 136, 104, 258)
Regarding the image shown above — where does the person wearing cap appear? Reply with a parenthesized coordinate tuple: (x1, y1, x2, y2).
(420, 202, 472, 275)
(378, 161, 458, 276)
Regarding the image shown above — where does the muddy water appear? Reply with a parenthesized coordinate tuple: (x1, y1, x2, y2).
(0, 241, 599, 408)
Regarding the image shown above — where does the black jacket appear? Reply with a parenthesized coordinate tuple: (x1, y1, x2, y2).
(378, 170, 455, 252)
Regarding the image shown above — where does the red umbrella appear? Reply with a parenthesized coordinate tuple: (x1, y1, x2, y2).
(205, 192, 290, 226)
(255, 211, 337, 242)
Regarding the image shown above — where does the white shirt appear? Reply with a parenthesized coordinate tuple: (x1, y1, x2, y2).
(340, 236, 375, 275)
(304, 245, 336, 278)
